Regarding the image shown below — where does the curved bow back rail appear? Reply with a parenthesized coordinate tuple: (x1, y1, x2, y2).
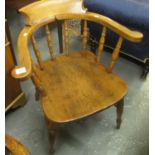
(56, 13, 143, 42)
(12, 12, 143, 81)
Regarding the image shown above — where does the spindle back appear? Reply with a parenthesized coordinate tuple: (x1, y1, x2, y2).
(12, 12, 143, 80)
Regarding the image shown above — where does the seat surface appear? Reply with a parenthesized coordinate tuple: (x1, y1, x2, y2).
(35, 51, 128, 123)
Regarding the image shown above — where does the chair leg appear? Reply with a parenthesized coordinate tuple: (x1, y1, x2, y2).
(141, 59, 149, 79)
(45, 118, 56, 154)
(115, 98, 124, 129)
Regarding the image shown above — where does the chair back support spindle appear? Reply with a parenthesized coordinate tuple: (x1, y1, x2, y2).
(63, 20, 69, 54)
(107, 36, 123, 73)
(44, 24, 55, 60)
(97, 26, 106, 62)
(82, 20, 88, 50)
(31, 35, 44, 70)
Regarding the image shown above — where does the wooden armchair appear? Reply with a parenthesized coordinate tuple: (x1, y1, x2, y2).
(11, 1, 143, 153)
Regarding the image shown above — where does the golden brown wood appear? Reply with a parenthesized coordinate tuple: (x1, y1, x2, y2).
(97, 27, 106, 62)
(5, 135, 30, 155)
(33, 51, 128, 123)
(31, 65, 46, 97)
(31, 60, 43, 100)
(107, 37, 123, 73)
(19, 0, 87, 25)
(31, 35, 44, 70)
(11, 17, 56, 80)
(19, 0, 87, 54)
(11, 12, 143, 80)
(63, 20, 69, 54)
(11, 4, 144, 153)
(82, 20, 88, 50)
(11, 26, 33, 80)
(44, 24, 55, 60)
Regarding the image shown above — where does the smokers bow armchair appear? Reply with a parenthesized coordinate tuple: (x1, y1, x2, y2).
(11, 0, 143, 153)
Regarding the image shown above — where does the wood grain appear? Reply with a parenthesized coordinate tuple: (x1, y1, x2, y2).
(19, 0, 87, 25)
(44, 24, 55, 60)
(11, 12, 143, 80)
(5, 135, 30, 155)
(31, 35, 44, 70)
(11, 18, 56, 80)
(97, 26, 106, 62)
(63, 20, 69, 55)
(107, 37, 123, 73)
(10, 3, 144, 152)
(33, 51, 128, 123)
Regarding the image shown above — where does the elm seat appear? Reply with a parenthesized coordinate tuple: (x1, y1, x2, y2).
(35, 51, 128, 123)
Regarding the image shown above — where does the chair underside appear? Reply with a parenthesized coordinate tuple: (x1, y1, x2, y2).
(34, 51, 128, 123)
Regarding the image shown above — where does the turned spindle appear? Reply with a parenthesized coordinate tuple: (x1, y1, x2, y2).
(97, 26, 106, 62)
(44, 24, 54, 60)
(31, 35, 44, 70)
(107, 37, 123, 73)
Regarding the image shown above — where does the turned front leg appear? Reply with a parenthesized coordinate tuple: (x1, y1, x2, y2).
(115, 98, 124, 129)
(45, 118, 56, 154)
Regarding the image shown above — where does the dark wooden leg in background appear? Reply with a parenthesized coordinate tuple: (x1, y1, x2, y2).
(141, 59, 149, 79)
(45, 118, 56, 154)
(115, 98, 124, 129)
(57, 20, 63, 54)
(81, 20, 84, 34)
(89, 34, 97, 54)
(35, 88, 39, 101)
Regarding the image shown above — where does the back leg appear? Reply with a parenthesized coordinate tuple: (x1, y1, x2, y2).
(45, 118, 56, 154)
(115, 98, 124, 129)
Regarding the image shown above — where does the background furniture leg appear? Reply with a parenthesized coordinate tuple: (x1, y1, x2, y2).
(81, 20, 84, 34)
(35, 88, 39, 101)
(115, 98, 124, 129)
(89, 34, 97, 54)
(57, 20, 63, 53)
(141, 59, 149, 79)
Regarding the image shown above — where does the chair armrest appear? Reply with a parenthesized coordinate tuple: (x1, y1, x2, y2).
(89, 12, 143, 42)
(56, 12, 143, 42)
(11, 26, 32, 80)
